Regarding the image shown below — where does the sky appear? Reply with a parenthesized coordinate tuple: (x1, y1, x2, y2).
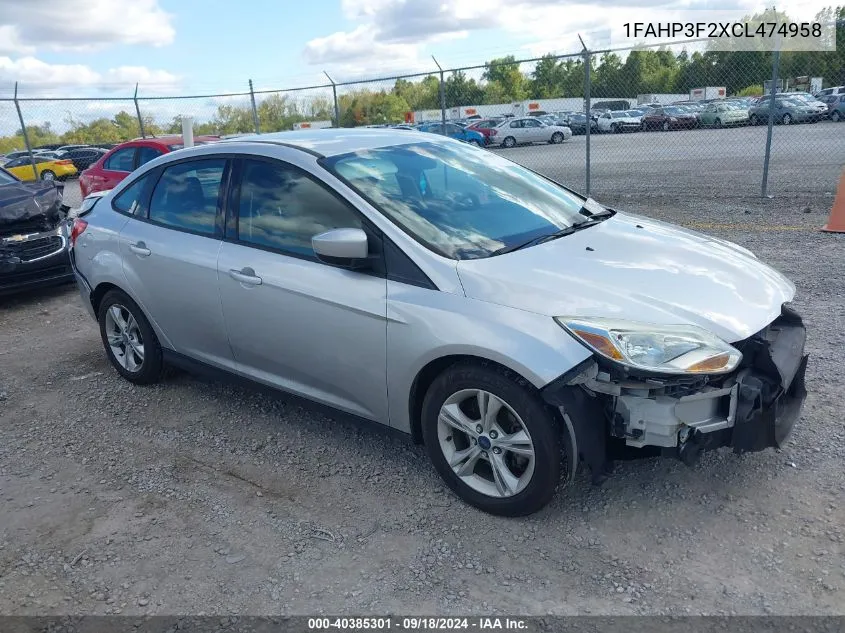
(0, 0, 837, 100)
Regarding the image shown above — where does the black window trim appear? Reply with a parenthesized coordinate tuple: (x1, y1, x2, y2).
(113, 155, 231, 240)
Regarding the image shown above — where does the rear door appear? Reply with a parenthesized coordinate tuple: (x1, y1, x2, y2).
(217, 157, 388, 421)
(117, 157, 235, 369)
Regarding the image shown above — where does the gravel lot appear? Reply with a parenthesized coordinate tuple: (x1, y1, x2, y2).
(1, 127, 844, 617)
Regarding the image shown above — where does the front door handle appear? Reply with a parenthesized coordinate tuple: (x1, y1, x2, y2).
(229, 267, 262, 286)
(129, 241, 151, 257)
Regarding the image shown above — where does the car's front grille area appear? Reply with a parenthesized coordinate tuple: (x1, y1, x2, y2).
(3, 235, 65, 262)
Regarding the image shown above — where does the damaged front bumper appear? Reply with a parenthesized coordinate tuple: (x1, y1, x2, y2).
(542, 305, 809, 481)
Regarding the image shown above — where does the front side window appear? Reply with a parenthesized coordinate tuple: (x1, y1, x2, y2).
(148, 159, 226, 235)
(105, 148, 135, 172)
(236, 159, 362, 258)
(324, 141, 589, 260)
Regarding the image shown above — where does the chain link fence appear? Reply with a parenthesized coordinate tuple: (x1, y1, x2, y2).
(1, 32, 843, 207)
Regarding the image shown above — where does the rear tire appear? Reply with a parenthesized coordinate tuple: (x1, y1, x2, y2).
(502, 136, 516, 148)
(782, 113, 792, 125)
(97, 289, 163, 385)
(750, 114, 759, 126)
(40, 170, 56, 181)
(832, 111, 842, 122)
(714, 118, 722, 128)
(662, 121, 670, 131)
(421, 362, 562, 516)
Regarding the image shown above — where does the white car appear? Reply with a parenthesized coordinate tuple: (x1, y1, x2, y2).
(491, 117, 572, 148)
(596, 110, 642, 133)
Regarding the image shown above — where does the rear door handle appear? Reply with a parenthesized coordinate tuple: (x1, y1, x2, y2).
(229, 267, 262, 286)
(129, 241, 151, 257)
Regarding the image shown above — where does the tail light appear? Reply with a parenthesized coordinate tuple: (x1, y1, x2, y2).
(56, 159, 73, 165)
(70, 218, 88, 246)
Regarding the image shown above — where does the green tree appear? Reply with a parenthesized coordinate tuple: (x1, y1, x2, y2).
(444, 71, 484, 107)
(482, 56, 528, 101)
(531, 54, 564, 98)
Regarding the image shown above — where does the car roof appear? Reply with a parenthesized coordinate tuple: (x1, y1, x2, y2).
(217, 129, 456, 158)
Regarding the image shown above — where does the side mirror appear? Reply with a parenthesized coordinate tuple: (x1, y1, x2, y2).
(312, 228, 370, 270)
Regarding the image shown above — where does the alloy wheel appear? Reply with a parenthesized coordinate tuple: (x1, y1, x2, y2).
(436, 389, 535, 498)
(104, 304, 145, 372)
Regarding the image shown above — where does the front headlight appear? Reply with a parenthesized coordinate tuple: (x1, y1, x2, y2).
(555, 318, 742, 375)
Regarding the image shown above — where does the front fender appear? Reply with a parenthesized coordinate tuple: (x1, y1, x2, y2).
(386, 280, 592, 434)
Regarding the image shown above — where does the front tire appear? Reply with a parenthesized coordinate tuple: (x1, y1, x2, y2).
(662, 121, 670, 132)
(550, 131, 564, 144)
(750, 114, 759, 126)
(832, 111, 842, 122)
(782, 113, 792, 125)
(98, 289, 163, 385)
(421, 362, 562, 516)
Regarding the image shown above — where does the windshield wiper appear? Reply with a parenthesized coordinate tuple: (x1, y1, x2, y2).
(491, 219, 600, 256)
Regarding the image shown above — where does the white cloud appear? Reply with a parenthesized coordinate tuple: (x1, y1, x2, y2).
(303, 25, 433, 79)
(0, 0, 174, 52)
(0, 56, 180, 96)
(307, 0, 837, 75)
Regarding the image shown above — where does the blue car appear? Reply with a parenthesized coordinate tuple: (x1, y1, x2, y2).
(417, 122, 486, 146)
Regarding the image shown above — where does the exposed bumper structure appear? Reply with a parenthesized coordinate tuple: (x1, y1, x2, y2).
(542, 305, 809, 480)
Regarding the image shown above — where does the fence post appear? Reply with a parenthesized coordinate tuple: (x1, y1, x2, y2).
(432, 56, 446, 125)
(12, 82, 37, 181)
(580, 38, 592, 196)
(761, 47, 781, 198)
(134, 83, 146, 139)
(249, 79, 261, 134)
(324, 71, 339, 128)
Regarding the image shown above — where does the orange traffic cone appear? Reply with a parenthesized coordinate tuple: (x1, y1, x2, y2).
(822, 168, 845, 233)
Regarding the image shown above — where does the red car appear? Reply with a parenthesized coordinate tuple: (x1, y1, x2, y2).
(466, 118, 504, 145)
(79, 135, 220, 198)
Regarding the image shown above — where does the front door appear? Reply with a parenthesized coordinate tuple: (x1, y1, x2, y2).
(217, 158, 388, 422)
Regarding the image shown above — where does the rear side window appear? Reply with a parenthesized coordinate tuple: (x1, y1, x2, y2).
(137, 146, 163, 167)
(236, 159, 362, 258)
(113, 176, 151, 216)
(105, 148, 135, 172)
(148, 159, 226, 236)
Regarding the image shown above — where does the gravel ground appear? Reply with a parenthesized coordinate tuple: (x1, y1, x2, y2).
(1, 131, 844, 617)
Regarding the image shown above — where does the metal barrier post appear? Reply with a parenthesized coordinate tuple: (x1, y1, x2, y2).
(12, 82, 38, 181)
(580, 37, 592, 196)
(325, 72, 339, 128)
(761, 48, 781, 198)
(432, 56, 446, 125)
(249, 79, 260, 134)
(134, 83, 146, 139)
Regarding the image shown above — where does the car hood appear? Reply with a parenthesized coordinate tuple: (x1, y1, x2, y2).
(456, 212, 795, 343)
(0, 180, 64, 236)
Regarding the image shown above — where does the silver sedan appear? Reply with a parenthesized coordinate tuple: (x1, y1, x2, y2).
(69, 130, 807, 516)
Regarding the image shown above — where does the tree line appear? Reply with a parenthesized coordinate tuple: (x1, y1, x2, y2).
(1, 6, 841, 152)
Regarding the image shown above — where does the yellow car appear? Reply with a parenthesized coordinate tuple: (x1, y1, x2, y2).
(3, 154, 78, 181)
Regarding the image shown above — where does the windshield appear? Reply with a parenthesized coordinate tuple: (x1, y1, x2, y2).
(322, 141, 589, 260)
(0, 169, 18, 185)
